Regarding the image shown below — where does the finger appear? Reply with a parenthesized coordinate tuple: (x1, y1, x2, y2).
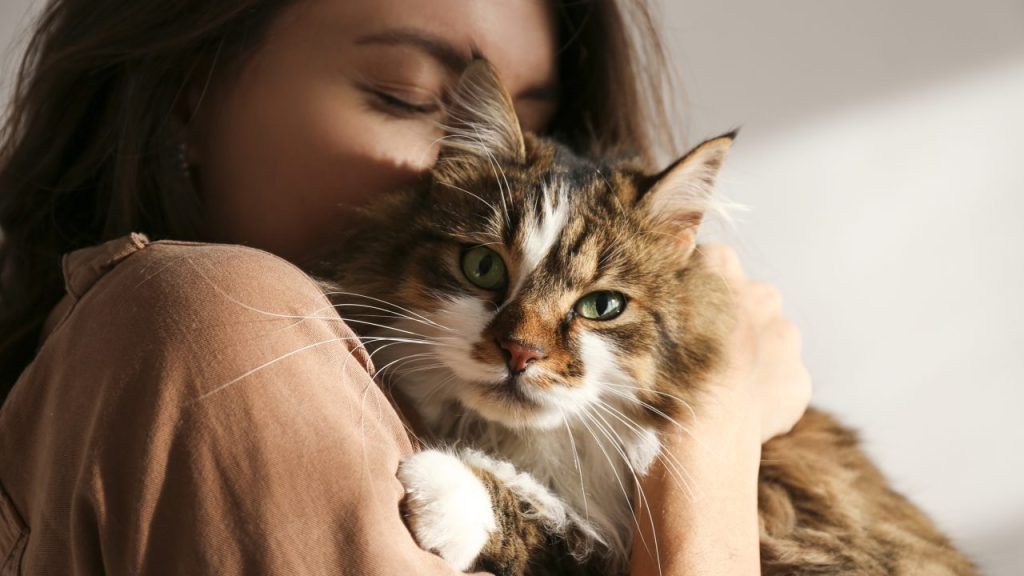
(700, 244, 744, 277)
(748, 282, 783, 314)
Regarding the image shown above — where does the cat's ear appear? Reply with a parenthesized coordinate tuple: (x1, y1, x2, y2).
(434, 59, 526, 182)
(637, 131, 737, 260)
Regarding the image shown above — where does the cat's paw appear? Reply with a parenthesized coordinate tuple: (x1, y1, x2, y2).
(397, 449, 497, 571)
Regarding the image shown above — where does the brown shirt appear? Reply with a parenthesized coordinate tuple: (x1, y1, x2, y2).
(0, 235, 482, 575)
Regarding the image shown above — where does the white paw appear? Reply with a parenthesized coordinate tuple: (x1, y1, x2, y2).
(397, 450, 497, 571)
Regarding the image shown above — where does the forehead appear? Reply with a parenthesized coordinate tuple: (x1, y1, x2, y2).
(319, 0, 558, 95)
(492, 163, 641, 269)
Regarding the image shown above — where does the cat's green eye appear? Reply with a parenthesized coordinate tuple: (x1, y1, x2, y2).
(575, 291, 626, 321)
(461, 246, 508, 291)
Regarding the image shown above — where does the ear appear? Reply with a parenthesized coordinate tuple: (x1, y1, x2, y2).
(637, 131, 737, 261)
(434, 58, 526, 182)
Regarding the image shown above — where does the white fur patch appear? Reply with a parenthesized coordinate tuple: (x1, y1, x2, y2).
(397, 449, 497, 571)
(431, 295, 504, 384)
(507, 179, 569, 302)
(579, 332, 617, 394)
(623, 426, 662, 475)
(579, 333, 663, 473)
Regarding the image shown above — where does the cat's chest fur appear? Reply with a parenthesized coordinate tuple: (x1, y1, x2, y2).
(414, 389, 662, 554)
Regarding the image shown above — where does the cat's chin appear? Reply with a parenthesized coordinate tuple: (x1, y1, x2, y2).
(458, 392, 566, 431)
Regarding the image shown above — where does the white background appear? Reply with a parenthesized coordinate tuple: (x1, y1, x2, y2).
(3, 0, 1023, 573)
(662, 1, 1024, 574)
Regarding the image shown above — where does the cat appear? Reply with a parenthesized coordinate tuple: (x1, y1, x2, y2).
(313, 60, 977, 576)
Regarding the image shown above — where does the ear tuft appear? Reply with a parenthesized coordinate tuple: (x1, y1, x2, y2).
(638, 131, 737, 259)
(434, 59, 525, 182)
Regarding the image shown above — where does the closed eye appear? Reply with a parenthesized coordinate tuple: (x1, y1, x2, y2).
(371, 89, 439, 115)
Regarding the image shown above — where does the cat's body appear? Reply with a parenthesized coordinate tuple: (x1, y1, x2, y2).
(315, 61, 976, 575)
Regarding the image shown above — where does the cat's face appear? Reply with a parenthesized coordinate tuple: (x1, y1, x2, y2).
(330, 61, 733, 430)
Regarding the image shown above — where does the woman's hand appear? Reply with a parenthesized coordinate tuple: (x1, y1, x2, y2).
(630, 244, 812, 576)
(701, 243, 813, 443)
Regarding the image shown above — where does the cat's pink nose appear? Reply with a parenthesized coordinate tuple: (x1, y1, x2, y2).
(499, 340, 546, 375)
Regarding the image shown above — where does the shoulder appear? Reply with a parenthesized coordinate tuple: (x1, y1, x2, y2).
(46, 236, 369, 393)
(102, 239, 327, 314)
(63, 238, 333, 336)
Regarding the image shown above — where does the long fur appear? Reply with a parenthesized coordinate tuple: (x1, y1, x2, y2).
(312, 60, 976, 576)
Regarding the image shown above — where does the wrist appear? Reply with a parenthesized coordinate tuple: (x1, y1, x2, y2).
(631, 393, 762, 576)
(690, 384, 763, 465)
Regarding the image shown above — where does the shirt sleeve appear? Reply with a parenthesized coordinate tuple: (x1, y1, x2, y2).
(54, 242, 485, 575)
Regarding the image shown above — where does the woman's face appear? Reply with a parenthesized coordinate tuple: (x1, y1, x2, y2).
(190, 0, 559, 263)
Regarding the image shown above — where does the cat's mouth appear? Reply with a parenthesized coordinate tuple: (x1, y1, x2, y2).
(485, 374, 538, 405)
(454, 371, 577, 430)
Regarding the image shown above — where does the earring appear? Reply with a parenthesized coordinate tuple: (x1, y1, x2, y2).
(178, 142, 192, 180)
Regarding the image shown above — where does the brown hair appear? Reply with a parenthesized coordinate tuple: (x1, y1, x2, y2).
(0, 0, 680, 400)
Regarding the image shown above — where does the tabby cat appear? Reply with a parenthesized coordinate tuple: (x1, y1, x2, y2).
(315, 60, 976, 576)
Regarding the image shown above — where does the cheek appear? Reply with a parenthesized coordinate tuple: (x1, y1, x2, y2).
(199, 78, 441, 262)
(432, 295, 505, 383)
(578, 331, 622, 387)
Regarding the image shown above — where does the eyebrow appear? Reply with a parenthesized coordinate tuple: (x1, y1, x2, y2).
(355, 28, 471, 72)
(355, 27, 559, 103)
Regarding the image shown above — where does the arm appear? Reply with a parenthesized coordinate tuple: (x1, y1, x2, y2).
(46, 242, 483, 575)
(631, 244, 812, 576)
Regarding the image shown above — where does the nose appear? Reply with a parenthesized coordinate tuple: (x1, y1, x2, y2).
(499, 339, 546, 375)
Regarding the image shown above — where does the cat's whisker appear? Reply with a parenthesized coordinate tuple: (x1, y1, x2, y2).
(322, 290, 449, 331)
(341, 312, 426, 323)
(605, 383, 700, 423)
(578, 410, 657, 567)
(378, 348, 438, 368)
(603, 387, 725, 475)
(372, 350, 437, 384)
(603, 388, 700, 441)
(381, 357, 447, 382)
(347, 317, 460, 345)
(355, 336, 456, 368)
(187, 259, 390, 336)
(602, 388, 690, 431)
(340, 317, 452, 345)
(587, 408, 665, 576)
(366, 341, 416, 369)
(592, 400, 698, 502)
(576, 412, 645, 552)
(560, 408, 590, 521)
(329, 301, 454, 332)
(375, 379, 438, 450)
(198, 335, 370, 400)
(391, 363, 449, 380)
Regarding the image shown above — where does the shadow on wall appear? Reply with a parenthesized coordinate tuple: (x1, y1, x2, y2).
(660, 0, 1024, 136)
(960, 518, 1024, 576)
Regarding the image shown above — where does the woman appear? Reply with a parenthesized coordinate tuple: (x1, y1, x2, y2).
(0, 0, 811, 574)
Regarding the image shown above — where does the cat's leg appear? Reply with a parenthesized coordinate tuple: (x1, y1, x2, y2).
(398, 448, 599, 575)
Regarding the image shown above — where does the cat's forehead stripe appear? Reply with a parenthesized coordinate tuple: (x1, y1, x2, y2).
(506, 178, 570, 303)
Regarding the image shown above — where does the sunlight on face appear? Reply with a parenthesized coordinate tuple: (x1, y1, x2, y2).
(192, 0, 559, 262)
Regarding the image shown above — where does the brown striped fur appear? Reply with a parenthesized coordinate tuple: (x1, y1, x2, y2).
(315, 61, 976, 575)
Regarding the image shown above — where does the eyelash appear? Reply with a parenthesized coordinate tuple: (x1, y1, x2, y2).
(371, 89, 439, 116)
